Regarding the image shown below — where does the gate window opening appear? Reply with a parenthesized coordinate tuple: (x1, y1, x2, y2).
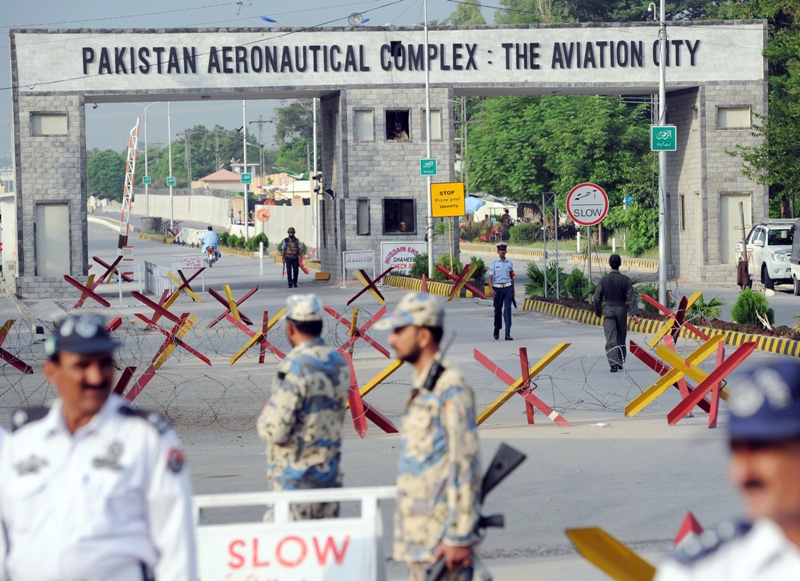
(420, 108, 442, 141)
(357, 199, 370, 235)
(386, 110, 410, 141)
(31, 113, 67, 136)
(717, 106, 751, 129)
(384, 199, 415, 234)
(354, 109, 375, 142)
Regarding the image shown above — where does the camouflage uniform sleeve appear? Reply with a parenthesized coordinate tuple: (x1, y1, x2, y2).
(441, 384, 481, 547)
(257, 366, 303, 445)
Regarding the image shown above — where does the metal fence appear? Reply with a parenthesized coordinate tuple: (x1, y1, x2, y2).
(143, 260, 174, 297)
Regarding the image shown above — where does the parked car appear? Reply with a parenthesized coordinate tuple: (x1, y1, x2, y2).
(736, 219, 795, 290)
(790, 218, 800, 296)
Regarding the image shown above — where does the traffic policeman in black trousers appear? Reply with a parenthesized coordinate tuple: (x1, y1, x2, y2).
(488, 242, 516, 340)
(593, 254, 641, 372)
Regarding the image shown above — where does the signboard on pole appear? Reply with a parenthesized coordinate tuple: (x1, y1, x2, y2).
(142, 176, 151, 185)
(420, 158, 437, 176)
(430, 182, 466, 218)
(342, 251, 375, 282)
(171, 255, 204, 273)
(381, 242, 426, 275)
(651, 125, 677, 151)
(166, 176, 176, 187)
(241, 173, 252, 184)
(566, 183, 609, 227)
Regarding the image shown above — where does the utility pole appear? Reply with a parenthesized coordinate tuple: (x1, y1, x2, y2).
(657, 0, 668, 306)
(248, 115, 271, 176)
(177, 130, 195, 185)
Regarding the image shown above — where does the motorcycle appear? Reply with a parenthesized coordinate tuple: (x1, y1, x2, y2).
(203, 245, 219, 267)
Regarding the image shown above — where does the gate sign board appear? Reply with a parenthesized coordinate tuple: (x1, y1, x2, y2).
(381, 242, 426, 275)
(566, 183, 609, 227)
(651, 125, 678, 151)
(197, 520, 376, 580)
(431, 182, 466, 218)
(342, 250, 375, 281)
(171, 255, 203, 272)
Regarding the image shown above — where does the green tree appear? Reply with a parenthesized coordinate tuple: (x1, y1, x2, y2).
(718, 1, 800, 217)
(442, 0, 487, 24)
(494, 0, 715, 24)
(87, 150, 126, 201)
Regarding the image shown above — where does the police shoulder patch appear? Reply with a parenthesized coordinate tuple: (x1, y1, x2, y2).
(118, 405, 172, 435)
(672, 520, 751, 566)
(11, 406, 50, 432)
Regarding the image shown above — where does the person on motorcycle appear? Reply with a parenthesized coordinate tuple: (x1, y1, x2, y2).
(200, 226, 220, 261)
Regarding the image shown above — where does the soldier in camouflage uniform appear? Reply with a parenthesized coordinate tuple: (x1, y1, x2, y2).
(375, 292, 481, 581)
(257, 294, 350, 520)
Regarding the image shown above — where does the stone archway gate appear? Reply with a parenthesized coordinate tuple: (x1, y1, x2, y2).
(10, 22, 767, 297)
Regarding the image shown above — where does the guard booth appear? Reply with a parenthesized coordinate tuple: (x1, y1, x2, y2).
(193, 486, 396, 580)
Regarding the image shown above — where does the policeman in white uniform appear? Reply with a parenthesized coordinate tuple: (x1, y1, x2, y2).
(655, 359, 800, 580)
(0, 314, 197, 581)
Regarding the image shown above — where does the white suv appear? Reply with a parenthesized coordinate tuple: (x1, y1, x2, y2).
(737, 219, 794, 290)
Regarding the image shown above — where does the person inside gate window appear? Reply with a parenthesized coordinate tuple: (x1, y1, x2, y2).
(0, 314, 196, 581)
(391, 122, 409, 141)
(281, 227, 302, 289)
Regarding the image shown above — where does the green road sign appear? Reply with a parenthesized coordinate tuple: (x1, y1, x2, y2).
(166, 176, 176, 187)
(651, 125, 677, 151)
(142, 176, 151, 185)
(241, 173, 252, 184)
(420, 158, 437, 176)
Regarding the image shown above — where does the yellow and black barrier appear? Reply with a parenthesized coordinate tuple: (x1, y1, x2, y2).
(384, 275, 453, 298)
(520, 298, 800, 358)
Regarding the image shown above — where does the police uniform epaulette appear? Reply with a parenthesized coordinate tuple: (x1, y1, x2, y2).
(10, 406, 50, 432)
(118, 405, 172, 435)
(672, 520, 752, 566)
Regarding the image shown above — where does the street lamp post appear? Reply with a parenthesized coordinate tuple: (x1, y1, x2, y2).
(242, 100, 249, 241)
(133, 102, 161, 218)
(423, 0, 434, 278)
(167, 102, 174, 232)
(657, 0, 668, 306)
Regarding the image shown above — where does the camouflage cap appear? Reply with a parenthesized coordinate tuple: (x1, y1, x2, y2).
(374, 292, 444, 331)
(284, 294, 323, 322)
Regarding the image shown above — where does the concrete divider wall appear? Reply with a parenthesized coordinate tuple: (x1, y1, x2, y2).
(131, 193, 231, 229)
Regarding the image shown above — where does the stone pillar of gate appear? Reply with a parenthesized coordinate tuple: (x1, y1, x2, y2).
(12, 93, 88, 298)
(665, 80, 768, 283)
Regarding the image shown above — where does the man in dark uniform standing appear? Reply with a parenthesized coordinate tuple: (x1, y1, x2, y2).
(593, 254, 640, 372)
(488, 242, 516, 341)
(281, 227, 301, 289)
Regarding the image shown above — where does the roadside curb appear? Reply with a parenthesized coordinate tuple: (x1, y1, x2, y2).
(384, 275, 454, 298)
(520, 298, 800, 358)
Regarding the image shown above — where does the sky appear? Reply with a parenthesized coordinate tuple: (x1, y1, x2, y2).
(1, 0, 494, 168)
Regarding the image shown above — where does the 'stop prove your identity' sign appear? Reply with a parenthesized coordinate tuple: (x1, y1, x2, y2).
(566, 183, 609, 227)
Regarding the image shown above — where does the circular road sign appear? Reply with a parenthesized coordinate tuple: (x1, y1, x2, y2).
(566, 183, 609, 227)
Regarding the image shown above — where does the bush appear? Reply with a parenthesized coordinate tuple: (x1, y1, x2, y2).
(563, 268, 596, 303)
(410, 253, 428, 278)
(235, 235, 246, 249)
(525, 262, 566, 298)
(246, 232, 269, 252)
(460, 221, 482, 242)
(731, 288, 775, 327)
(636, 283, 676, 313)
(469, 256, 487, 286)
(218, 232, 229, 246)
(509, 224, 541, 245)
(433, 254, 463, 281)
(687, 295, 724, 324)
(227, 234, 239, 249)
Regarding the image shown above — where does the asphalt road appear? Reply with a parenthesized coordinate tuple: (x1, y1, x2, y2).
(13, 221, 780, 580)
